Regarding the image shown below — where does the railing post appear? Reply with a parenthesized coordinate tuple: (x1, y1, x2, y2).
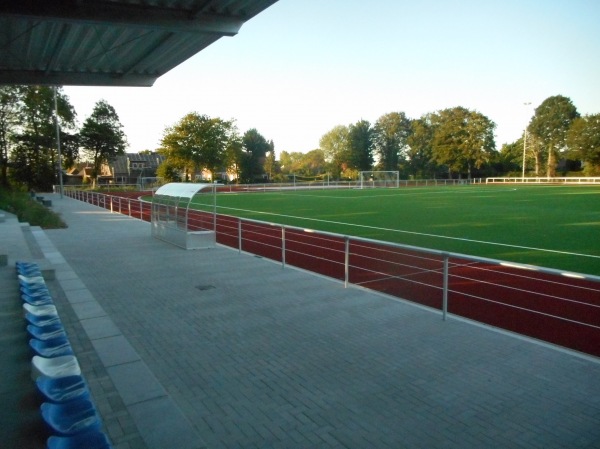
(281, 226, 286, 269)
(442, 253, 449, 321)
(128, 199, 131, 216)
(110, 196, 113, 213)
(344, 236, 350, 288)
(238, 219, 242, 254)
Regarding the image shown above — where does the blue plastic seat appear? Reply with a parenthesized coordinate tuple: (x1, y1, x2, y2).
(20, 278, 48, 288)
(16, 261, 41, 274)
(23, 303, 58, 317)
(16, 261, 40, 269)
(26, 312, 62, 328)
(18, 273, 46, 284)
(27, 323, 67, 341)
(20, 283, 48, 293)
(32, 355, 81, 381)
(22, 293, 54, 306)
(36, 375, 89, 403)
(18, 267, 42, 277)
(30, 336, 73, 358)
(21, 281, 49, 290)
(47, 430, 113, 449)
(40, 398, 101, 436)
(21, 285, 51, 297)
(19, 276, 47, 291)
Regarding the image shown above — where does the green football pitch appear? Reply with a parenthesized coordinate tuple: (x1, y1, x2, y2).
(213, 184, 600, 276)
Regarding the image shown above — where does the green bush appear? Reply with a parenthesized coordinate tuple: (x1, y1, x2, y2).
(0, 188, 67, 229)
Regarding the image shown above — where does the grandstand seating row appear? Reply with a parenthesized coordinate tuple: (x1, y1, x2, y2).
(17, 261, 113, 449)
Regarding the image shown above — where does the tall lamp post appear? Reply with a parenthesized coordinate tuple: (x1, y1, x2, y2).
(53, 86, 64, 198)
(522, 102, 531, 181)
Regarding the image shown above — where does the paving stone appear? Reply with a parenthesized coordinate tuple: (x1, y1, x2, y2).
(92, 334, 141, 367)
(80, 316, 121, 340)
(107, 360, 166, 406)
(71, 299, 107, 319)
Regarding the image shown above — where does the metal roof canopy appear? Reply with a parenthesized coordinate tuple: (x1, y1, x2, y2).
(0, 0, 277, 87)
(151, 182, 216, 249)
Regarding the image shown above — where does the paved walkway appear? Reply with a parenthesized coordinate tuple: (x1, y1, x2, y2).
(2, 193, 600, 449)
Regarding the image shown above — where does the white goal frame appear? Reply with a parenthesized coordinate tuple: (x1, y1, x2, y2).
(139, 177, 164, 191)
(359, 171, 400, 189)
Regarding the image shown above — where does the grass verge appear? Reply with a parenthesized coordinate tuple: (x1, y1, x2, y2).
(0, 188, 67, 229)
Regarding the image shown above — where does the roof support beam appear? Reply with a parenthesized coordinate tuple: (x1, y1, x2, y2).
(0, 70, 158, 87)
(44, 23, 71, 75)
(0, 3, 244, 36)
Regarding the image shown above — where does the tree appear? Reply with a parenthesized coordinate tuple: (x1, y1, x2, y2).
(10, 86, 77, 191)
(279, 151, 306, 176)
(156, 159, 182, 183)
(298, 149, 326, 177)
(0, 86, 20, 187)
(498, 140, 524, 174)
(240, 129, 270, 183)
(431, 107, 496, 179)
(567, 114, 600, 175)
(372, 112, 412, 171)
(222, 136, 244, 183)
(263, 145, 277, 181)
(406, 115, 437, 178)
(524, 133, 545, 176)
(463, 110, 497, 177)
(528, 95, 579, 177)
(320, 125, 350, 179)
(160, 113, 240, 181)
(79, 100, 127, 188)
(347, 119, 373, 172)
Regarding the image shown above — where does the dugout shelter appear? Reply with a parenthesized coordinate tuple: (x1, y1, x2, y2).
(151, 182, 216, 250)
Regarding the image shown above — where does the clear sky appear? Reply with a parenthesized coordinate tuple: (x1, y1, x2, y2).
(63, 0, 600, 156)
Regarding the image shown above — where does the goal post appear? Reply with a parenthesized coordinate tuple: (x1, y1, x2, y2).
(139, 177, 164, 191)
(359, 171, 400, 189)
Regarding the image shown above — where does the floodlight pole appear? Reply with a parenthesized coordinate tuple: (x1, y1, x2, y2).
(53, 86, 64, 198)
(522, 130, 527, 180)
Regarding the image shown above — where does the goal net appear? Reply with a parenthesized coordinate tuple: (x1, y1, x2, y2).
(359, 171, 399, 189)
(139, 177, 164, 191)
